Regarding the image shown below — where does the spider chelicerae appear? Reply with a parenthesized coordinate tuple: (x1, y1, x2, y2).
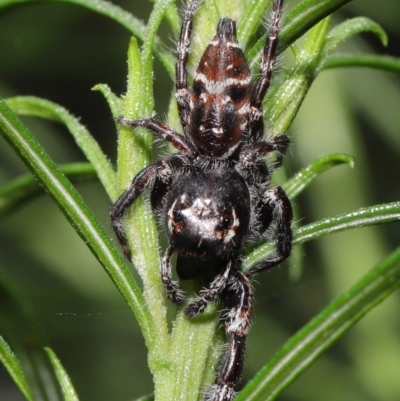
(110, 0, 292, 400)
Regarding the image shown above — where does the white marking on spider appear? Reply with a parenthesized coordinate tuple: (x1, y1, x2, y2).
(167, 199, 178, 233)
(200, 92, 208, 102)
(212, 127, 224, 135)
(238, 103, 250, 115)
(194, 73, 251, 94)
(227, 41, 241, 48)
(224, 207, 240, 244)
(222, 95, 232, 105)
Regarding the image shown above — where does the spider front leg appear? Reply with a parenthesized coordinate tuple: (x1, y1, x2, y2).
(248, 0, 284, 143)
(240, 135, 290, 163)
(184, 259, 232, 318)
(248, 186, 293, 275)
(116, 116, 197, 157)
(207, 270, 253, 401)
(110, 160, 173, 260)
(175, 0, 201, 135)
(161, 246, 187, 305)
(239, 135, 290, 183)
(112, 116, 196, 258)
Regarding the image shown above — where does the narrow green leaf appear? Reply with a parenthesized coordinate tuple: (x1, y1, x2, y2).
(0, 163, 97, 218)
(324, 54, 400, 74)
(0, 0, 175, 77)
(0, 98, 156, 349)
(283, 153, 354, 199)
(237, 0, 271, 46)
(45, 348, 79, 401)
(294, 202, 400, 245)
(140, 0, 177, 116)
(329, 16, 387, 45)
(248, 0, 357, 70)
(0, 336, 34, 401)
(317, 17, 388, 72)
(186, 0, 220, 68)
(247, 35, 268, 71)
(6, 96, 118, 201)
(92, 84, 122, 118)
(244, 202, 400, 271)
(162, 3, 181, 38)
(265, 17, 331, 136)
(124, 37, 145, 123)
(237, 246, 400, 401)
(279, 0, 354, 51)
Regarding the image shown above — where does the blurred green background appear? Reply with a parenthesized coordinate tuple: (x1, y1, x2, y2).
(0, 0, 400, 400)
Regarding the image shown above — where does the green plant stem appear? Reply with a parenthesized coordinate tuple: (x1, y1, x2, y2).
(117, 38, 170, 357)
(169, 293, 220, 401)
(115, 1, 179, 396)
(237, 246, 400, 401)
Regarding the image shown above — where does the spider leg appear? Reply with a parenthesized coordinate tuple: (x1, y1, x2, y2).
(184, 259, 232, 318)
(248, 0, 284, 143)
(238, 135, 289, 184)
(176, 0, 202, 135)
(110, 160, 173, 260)
(162, 246, 187, 305)
(248, 186, 292, 275)
(240, 135, 290, 165)
(207, 270, 253, 401)
(116, 117, 197, 158)
(252, 0, 283, 106)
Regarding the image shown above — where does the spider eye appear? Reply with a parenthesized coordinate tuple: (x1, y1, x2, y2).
(193, 80, 205, 96)
(227, 86, 247, 102)
(173, 208, 182, 220)
(219, 214, 232, 230)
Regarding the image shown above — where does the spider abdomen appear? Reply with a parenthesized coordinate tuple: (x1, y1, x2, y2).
(190, 18, 252, 158)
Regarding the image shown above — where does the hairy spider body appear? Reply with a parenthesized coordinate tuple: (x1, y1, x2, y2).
(167, 167, 250, 258)
(111, 0, 292, 400)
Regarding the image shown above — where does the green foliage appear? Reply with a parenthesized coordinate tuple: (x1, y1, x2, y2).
(0, 0, 399, 400)
(0, 336, 34, 401)
(45, 347, 79, 401)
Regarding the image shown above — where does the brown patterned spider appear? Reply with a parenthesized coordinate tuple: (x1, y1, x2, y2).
(110, 0, 292, 400)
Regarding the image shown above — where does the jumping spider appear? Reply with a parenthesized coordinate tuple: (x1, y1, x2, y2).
(111, 0, 292, 399)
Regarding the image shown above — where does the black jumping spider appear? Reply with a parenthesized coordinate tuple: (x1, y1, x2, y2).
(111, 0, 292, 400)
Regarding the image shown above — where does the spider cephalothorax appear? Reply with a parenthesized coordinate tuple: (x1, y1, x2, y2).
(166, 167, 250, 258)
(111, 1, 292, 400)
